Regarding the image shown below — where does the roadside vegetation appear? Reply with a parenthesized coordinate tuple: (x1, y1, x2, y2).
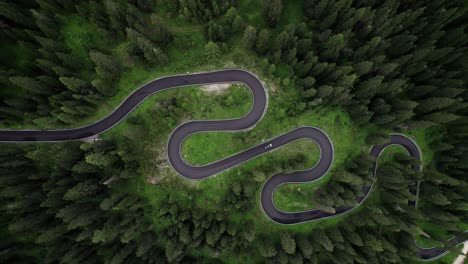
(0, 1, 466, 263)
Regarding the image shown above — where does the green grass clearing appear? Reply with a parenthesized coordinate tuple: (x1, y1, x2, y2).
(105, 73, 373, 235)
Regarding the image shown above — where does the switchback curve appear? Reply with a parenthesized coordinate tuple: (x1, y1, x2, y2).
(0, 69, 465, 260)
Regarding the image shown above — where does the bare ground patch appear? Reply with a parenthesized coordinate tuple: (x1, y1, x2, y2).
(200, 83, 232, 94)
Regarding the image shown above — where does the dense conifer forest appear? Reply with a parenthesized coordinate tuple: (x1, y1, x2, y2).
(0, 0, 467, 263)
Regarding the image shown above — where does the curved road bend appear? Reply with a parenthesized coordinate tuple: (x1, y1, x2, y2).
(0, 70, 267, 142)
(0, 69, 465, 260)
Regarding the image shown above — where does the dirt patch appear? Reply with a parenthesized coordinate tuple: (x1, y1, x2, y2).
(200, 83, 232, 94)
(147, 176, 158, 185)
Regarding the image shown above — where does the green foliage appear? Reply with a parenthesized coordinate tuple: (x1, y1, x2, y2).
(255, 29, 270, 54)
(320, 33, 345, 61)
(89, 51, 121, 78)
(59, 77, 88, 92)
(203, 41, 221, 61)
(264, 0, 283, 27)
(0, 0, 466, 263)
(280, 232, 296, 254)
(243, 25, 257, 49)
(366, 131, 389, 145)
(258, 236, 277, 257)
(85, 152, 116, 167)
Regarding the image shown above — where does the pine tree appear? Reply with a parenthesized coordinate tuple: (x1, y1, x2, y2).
(212, 0, 221, 16)
(63, 180, 99, 201)
(314, 230, 334, 252)
(89, 51, 121, 79)
(344, 229, 364, 247)
(348, 104, 373, 125)
(280, 232, 296, 254)
(165, 238, 185, 262)
(9, 76, 48, 95)
(366, 131, 389, 145)
(225, 7, 238, 23)
(258, 236, 277, 257)
(243, 26, 257, 49)
(35, 225, 67, 244)
(136, 36, 168, 65)
(415, 97, 456, 114)
(104, 0, 127, 32)
(59, 77, 88, 92)
(205, 221, 226, 246)
(255, 29, 270, 54)
(297, 235, 313, 259)
(32, 10, 60, 38)
(355, 76, 384, 100)
(422, 112, 459, 124)
(204, 41, 221, 61)
(0, 1, 35, 28)
(136, 233, 156, 257)
(85, 152, 116, 167)
(320, 34, 345, 61)
(55, 52, 86, 70)
(110, 242, 136, 264)
(232, 16, 243, 33)
(334, 170, 363, 186)
(264, 0, 283, 27)
(355, 61, 374, 76)
(317, 85, 334, 99)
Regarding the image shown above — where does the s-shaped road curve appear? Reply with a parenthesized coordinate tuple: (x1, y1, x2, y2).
(0, 69, 465, 260)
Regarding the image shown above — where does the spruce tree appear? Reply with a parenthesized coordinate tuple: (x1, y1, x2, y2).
(255, 29, 270, 54)
(264, 0, 283, 27)
(280, 232, 296, 254)
(204, 41, 221, 61)
(243, 26, 257, 49)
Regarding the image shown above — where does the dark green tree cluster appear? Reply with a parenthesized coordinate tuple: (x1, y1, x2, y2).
(253, 155, 439, 264)
(1, 139, 445, 264)
(0, 0, 467, 263)
(313, 152, 375, 213)
(0, 140, 168, 263)
(1, 1, 171, 127)
(204, 7, 245, 47)
(418, 120, 468, 243)
(165, 0, 236, 23)
(242, 0, 466, 130)
(264, 0, 283, 27)
(233, 2, 468, 256)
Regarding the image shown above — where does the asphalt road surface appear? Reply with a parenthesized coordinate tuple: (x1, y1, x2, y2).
(0, 69, 465, 260)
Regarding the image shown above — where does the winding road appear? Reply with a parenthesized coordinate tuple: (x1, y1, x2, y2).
(0, 69, 465, 260)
